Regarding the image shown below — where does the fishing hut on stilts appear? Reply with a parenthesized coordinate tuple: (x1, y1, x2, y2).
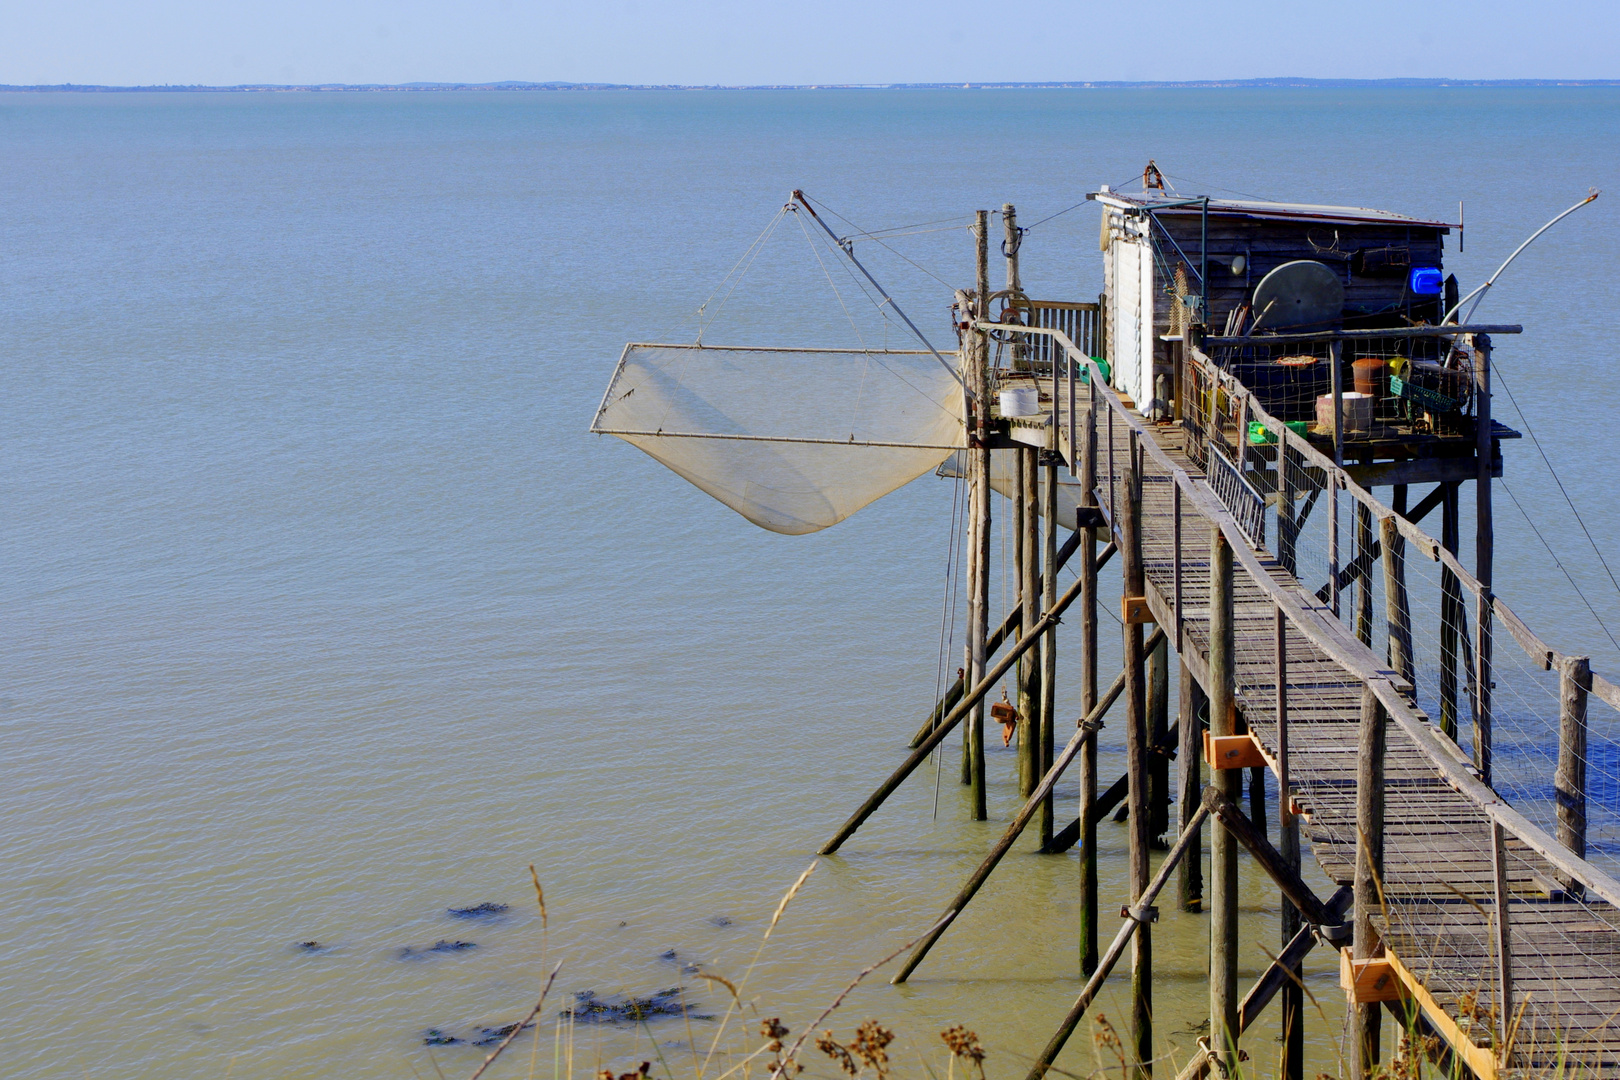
(594, 175, 1620, 1079)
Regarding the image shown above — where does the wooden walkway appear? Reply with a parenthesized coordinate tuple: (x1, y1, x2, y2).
(1106, 413, 1620, 1078)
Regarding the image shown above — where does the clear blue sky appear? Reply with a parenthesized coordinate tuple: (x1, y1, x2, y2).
(4, 0, 1616, 87)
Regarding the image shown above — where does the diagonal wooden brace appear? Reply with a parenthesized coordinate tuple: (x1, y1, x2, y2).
(1202, 786, 1338, 929)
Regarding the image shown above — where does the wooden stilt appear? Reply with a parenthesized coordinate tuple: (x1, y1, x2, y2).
(819, 572, 1088, 854)
(894, 629, 1165, 984)
(1080, 376, 1100, 975)
(1041, 449, 1059, 846)
(968, 209, 991, 819)
(1025, 804, 1211, 1080)
(1209, 527, 1239, 1071)
(1473, 333, 1494, 785)
(911, 531, 1087, 750)
(1148, 634, 1170, 845)
(1122, 433, 1152, 1077)
(1351, 684, 1386, 1079)
(1439, 482, 1462, 741)
(1020, 447, 1040, 796)
(1177, 659, 1206, 912)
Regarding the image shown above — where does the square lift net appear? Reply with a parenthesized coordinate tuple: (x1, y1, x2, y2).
(591, 344, 966, 536)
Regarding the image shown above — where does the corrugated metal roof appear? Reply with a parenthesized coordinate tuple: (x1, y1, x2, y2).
(1091, 189, 1455, 229)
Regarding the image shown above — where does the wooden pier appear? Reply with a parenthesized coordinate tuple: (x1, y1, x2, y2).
(822, 313, 1620, 1079)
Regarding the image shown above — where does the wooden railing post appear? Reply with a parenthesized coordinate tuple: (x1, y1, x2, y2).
(1490, 819, 1514, 1060)
(1354, 500, 1374, 647)
(1080, 374, 1101, 974)
(1557, 654, 1591, 882)
(1351, 684, 1386, 1079)
(1209, 527, 1239, 1071)
(1439, 482, 1462, 741)
(1381, 515, 1414, 686)
(1278, 438, 1298, 578)
(1123, 432, 1152, 1078)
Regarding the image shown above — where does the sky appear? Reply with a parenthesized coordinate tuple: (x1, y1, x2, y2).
(2, 0, 1616, 87)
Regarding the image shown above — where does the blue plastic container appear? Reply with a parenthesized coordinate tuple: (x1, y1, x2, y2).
(1409, 266, 1443, 295)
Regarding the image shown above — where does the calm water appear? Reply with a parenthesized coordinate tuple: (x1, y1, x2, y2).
(3, 88, 1618, 1079)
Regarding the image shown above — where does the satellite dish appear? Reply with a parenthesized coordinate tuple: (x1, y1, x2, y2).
(1250, 260, 1344, 332)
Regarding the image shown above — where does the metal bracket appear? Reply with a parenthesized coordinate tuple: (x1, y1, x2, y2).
(1038, 449, 1066, 468)
(1074, 505, 1108, 530)
(1317, 922, 1352, 946)
(1121, 904, 1159, 924)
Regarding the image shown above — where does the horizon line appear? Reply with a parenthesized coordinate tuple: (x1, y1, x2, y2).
(3, 76, 1619, 93)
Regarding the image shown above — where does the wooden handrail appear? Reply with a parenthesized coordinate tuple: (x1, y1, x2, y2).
(981, 318, 1620, 912)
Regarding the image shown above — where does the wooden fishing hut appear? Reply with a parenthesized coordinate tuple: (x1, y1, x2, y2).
(598, 182, 1620, 1080)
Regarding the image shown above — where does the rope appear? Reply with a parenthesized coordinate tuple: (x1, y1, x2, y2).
(801, 194, 958, 290)
(693, 206, 787, 343)
(1493, 364, 1620, 622)
(1498, 476, 1620, 655)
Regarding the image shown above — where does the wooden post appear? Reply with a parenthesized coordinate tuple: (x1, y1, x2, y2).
(1149, 634, 1170, 845)
(1080, 377, 1101, 974)
(1329, 475, 1342, 619)
(1490, 819, 1514, 1056)
(1277, 606, 1303, 1080)
(1177, 659, 1206, 912)
(1122, 433, 1152, 1077)
(1474, 333, 1494, 605)
(1209, 527, 1239, 1071)
(1351, 685, 1386, 1079)
(1354, 498, 1374, 647)
(1017, 447, 1038, 796)
(1473, 333, 1494, 786)
(968, 210, 991, 818)
(1026, 806, 1212, 1080)
(1557, 654, 1591, 878)
(1330, 339, 1345, 467)
(1381, 516, 1414, 686)
(1439, 482, 1462, 741)
(1278, 436, 1298, 577)
(1041, 449, 1059, 846)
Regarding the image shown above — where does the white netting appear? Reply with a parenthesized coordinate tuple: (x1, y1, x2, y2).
(591, 344, 965, 535)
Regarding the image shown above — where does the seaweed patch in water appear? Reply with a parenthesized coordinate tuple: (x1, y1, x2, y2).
(296, 941, 325, 952)
(562, 988, 710, 1025)
(400, 940, 478, 959)
(448, 902, 509, 920)
(423, 1029, 462, 1046)
(657, 949, 702, 974)
(707, 916, 733, 928)
(473, 1021, 531, 1046)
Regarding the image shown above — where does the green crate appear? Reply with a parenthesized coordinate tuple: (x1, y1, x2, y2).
(1248, 420, 1308, 445)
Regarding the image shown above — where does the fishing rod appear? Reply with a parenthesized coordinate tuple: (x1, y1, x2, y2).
(790, 190, 970, 396)
(1443, 189, 1601, 324)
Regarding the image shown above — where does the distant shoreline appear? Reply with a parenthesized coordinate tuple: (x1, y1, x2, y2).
(3, 77, 1618, 93)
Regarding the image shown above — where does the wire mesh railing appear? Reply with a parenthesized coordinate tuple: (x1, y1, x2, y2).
(989, 314, 1620, 1073)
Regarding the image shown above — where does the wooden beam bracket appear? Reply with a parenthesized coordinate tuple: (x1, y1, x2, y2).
(1339, 950, 1406, 1004)
(1203, 730, 1266, 770)
(1121, 595, 1153, 624)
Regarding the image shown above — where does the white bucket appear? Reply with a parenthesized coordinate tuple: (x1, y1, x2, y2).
(1315, 392, 1374, 437)
(999, 386, 1042, 418)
